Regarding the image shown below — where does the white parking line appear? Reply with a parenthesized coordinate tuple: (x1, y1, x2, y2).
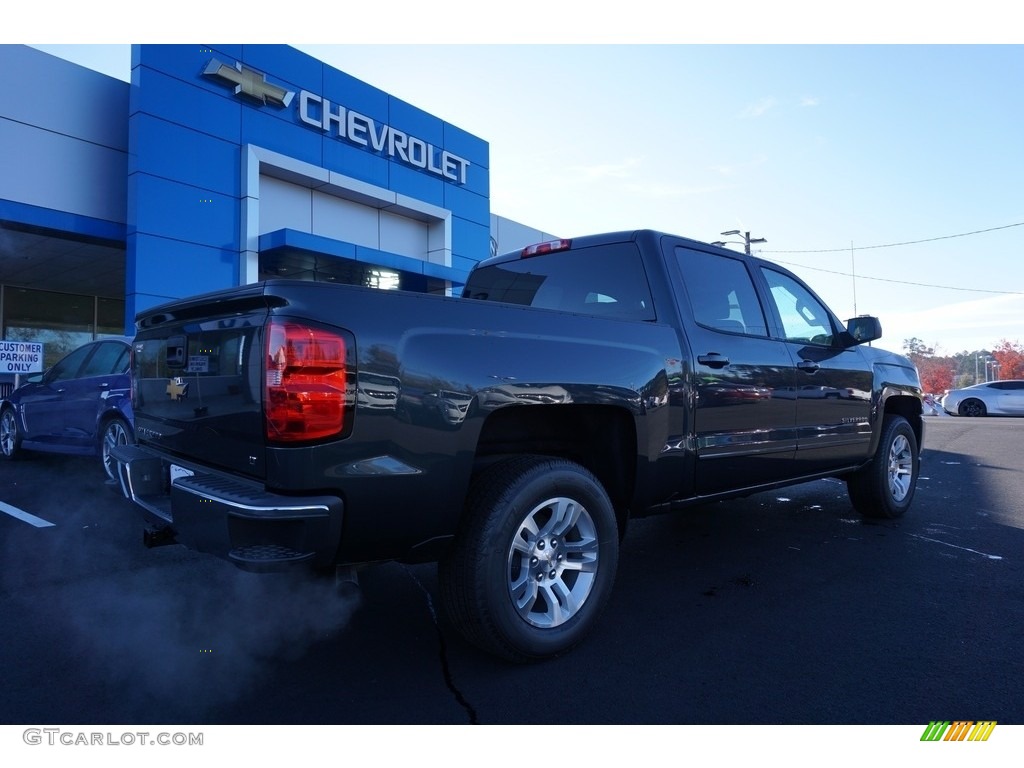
(0, 501, 55, 528)
(908, 533, 1002, 561)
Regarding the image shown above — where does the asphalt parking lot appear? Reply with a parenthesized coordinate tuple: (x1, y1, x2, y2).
(1, 416, 1021, 726)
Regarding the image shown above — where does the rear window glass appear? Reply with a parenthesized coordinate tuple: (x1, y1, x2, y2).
(463, 243, 656, 321)
(133, 326, 260, 416)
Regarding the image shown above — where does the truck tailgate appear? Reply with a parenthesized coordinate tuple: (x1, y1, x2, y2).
(131, 303, 269, 480)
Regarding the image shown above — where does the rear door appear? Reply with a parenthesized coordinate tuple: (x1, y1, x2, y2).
(670, 245, 798, 495)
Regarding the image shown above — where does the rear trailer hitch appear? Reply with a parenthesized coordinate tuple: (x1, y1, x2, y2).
(143, 524, 177, 548)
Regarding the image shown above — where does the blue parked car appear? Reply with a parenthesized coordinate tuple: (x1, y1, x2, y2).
(0, 337, 134, 480)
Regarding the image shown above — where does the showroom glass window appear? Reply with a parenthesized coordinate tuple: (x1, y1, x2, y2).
(1, 287, 126, 369)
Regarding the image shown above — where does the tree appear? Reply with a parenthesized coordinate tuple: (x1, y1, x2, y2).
(990, 339, 1024, 380)
(950, 348, 994, 386)
(903, 338, 935, 358)
(915, 356, 957, 394)
(902, 338, 956, 393)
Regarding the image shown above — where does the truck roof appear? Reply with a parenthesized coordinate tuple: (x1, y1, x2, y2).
(476, 229, 716, 270)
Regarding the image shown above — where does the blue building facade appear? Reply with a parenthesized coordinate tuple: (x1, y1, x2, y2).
(0, 44, 555, 385)
(126, 44, 490, 321)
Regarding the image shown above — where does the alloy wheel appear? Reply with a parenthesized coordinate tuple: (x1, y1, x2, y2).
(506, 496, 600, 629)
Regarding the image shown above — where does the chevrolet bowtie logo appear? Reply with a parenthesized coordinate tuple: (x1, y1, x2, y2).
(203, 59, 294, 108)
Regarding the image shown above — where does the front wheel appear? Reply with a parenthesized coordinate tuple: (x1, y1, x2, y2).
(0, 407, 23, 461)
(847, 415, 918, 519)
(958, 398, 987, 417)
(439, 456, 619, 662)
(100, 416, 132, 481)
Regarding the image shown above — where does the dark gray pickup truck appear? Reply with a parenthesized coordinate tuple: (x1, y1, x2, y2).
(111, 229, 923, 661)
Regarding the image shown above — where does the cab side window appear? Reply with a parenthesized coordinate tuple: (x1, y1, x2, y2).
(676, 248, 768, 336)
(761, 268, 836, 346)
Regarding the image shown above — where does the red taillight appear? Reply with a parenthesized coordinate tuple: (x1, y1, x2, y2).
(521, 239, 572, 258)
(265, 319, 348, 442)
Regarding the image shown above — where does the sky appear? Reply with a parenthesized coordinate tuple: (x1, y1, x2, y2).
(12, 4, 1024, 357)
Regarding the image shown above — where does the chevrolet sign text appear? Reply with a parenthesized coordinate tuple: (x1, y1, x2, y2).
(298, 91, 470, 185)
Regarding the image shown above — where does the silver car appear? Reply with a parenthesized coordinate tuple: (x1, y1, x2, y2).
(941, 380, 1024, 417)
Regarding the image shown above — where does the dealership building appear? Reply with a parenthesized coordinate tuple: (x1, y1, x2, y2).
(0, 44, 554, 387)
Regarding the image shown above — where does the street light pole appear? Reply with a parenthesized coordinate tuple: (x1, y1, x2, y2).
(719, 229, 767, 255)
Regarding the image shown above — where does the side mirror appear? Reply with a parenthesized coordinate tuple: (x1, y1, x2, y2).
(844, 316, 882, 346)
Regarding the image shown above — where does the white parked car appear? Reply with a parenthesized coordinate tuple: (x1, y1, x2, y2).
(941, 380, 1024, 417)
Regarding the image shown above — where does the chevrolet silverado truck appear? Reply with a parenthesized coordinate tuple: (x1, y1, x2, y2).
(111, 230, 923, 662)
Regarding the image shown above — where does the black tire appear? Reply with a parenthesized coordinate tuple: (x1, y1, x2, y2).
(847, 415, 918, 519)
(99, 416, 132, 481)
(0, 406, 23, 462)
(439, 456, 619, 663)
(958, 398, 987, 417)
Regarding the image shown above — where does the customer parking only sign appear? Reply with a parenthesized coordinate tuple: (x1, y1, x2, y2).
(0, 341, 44, 374)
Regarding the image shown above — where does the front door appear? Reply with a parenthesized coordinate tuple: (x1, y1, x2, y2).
(992, 380, 1024, 414)
(62, 341, 130, 446)
(21, 342, 94, 442)
(759, 266, 873, 472)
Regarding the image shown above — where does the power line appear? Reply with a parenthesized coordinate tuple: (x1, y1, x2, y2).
(763, 221, 1024, 254)
(767, 258, 1024, 295)
(758, 220, 1024, 294)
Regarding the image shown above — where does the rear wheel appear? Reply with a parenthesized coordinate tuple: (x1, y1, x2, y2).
(847, 415, 918, 519)
(0, 407, 23, 461)
(958, 398, 987, 417)
(100, 416, 132, 481)
(439, 456, 619, 662)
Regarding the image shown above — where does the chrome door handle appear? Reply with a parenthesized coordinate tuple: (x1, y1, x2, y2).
(698, 353, 730, 369)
